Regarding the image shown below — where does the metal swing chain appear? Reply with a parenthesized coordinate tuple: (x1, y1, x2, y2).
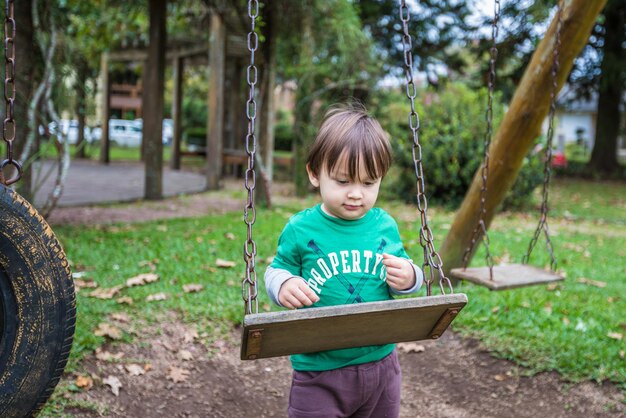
(0, 0, 21, 186)
(523, 2, 562, 271)
(399, 0, 452, 296)
(461, 0, 500, 279)
(242, 0, 259, 315)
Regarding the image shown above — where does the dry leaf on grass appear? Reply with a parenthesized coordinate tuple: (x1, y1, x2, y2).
(216, 258, 236, 268)
(109, 312, 131, 323)
(103, 376, 122, 396)
(89, 286, 122, 300)
(95, 348, 125, 362)
(125, 364, 146, 376)
(397, 342, 425, 354)
(177, 350, 194, 361)
(576, 277, 607, 288)
(146, 292, 168, 302)
(116, 296, 134, 305)
(74, 279, 98, 290)
(608, 332, 623, 340)
(167, 366, 190, 383)
(75, 375, 94, 391)
(183, 283, 204, 293)
(126, 273, 159, 287)
(224, 232, 236, 240)
(183, 329, 199, 343)
(94, 323, 122, 340)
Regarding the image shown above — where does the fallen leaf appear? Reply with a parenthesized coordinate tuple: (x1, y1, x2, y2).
(146, 292, 168, 302)
(224, 232, 235, 240)
(125, 364, 145, 376)
(177, 350, 194, 361)
(167, 366, 190, 383)
(397, 342, 425, 353)
(110, 312, 131, 323)
(226, 280, 236, 287)
(543, 303, 552, 315)
(183, 329, 199, 343)
(620, 351, 625, 359)
(94, 323, 122, 340)
(116, 296, 134, 305)
(126, 273, 159, 287)
(89, 286, 122, 300)
(263, 303, 271, 312)
(216, 258, 236, 268)
(265, 256, 275, 264)
(74, 278, 98, 290)
(546, 283, 559, 291)
(491, 306, 500, 313)
(183, 284, 204, 293)
(576, 277, 607, 288)
(156, 225, 168, 232)
(103, 376, 122, 396)
(607, 332, 623, 340)
(494, 374, 506, 381)
(562, 317, 570, 326)
(75, 375, 93, 391)
(95, 348, 125, 362)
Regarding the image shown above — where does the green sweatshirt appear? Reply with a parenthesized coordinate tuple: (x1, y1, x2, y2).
(269, 204, 418, 371)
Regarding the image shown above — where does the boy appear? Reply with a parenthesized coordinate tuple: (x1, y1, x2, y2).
(265, 106, 423, 417)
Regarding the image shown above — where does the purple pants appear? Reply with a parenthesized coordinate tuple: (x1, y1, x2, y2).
(288, 350, 401, 418)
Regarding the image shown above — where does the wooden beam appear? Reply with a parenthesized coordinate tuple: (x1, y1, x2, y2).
(99, 52, 110, 165)
(439, 0, 608, 273)
(206, 13, 226, 190)
(108, 36, 247, 63)
(170, 55, 184, 170)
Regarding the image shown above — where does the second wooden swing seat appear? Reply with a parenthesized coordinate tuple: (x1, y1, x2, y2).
(450, 264, 563, 291)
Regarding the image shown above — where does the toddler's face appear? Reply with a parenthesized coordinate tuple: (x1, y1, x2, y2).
(307, 156, 382, 220)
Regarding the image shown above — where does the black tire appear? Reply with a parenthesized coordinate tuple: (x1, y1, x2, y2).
(0, 185, 76, 417)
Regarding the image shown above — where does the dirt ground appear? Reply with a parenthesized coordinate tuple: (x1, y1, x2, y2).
(49, 190, 625, 418)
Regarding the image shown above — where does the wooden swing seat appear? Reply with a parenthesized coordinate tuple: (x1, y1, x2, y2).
(450, 264, 564, 291)
(241, 293, 467, 360)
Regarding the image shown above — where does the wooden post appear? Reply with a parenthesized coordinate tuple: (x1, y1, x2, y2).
(260, 0, 277, 182)
(439, 0, 607, 273)
(99, 52, 110, 165)
(206, 12, 226, 190)
(170, 55, 184, 170)
(143, 0, 167, 200)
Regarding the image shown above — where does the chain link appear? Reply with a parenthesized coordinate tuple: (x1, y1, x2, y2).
(399, 1, 452, 296)
(242, 0, 259, 315)
(523, 2, 562, 271)
(461, 0, 500, 279)
(1, 0, 20, 186)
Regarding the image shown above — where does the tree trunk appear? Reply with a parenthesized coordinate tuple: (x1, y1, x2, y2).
(206, 12, 226, 190)
(293, 1, 315, 197)
(586, 0, 624, 176)
(99, 52, 111, 164)
(143, 0, 167, 200)
(74, 58, 88, 159)
(253, 0, 278, 207)
(169, 55, 183, 170)
(440, 0, 608, 274)
(12, 1, 40, 201)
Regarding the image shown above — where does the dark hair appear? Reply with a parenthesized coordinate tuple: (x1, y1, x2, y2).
(307, 105, 392, 181)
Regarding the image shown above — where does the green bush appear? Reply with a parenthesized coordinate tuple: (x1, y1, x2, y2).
(374, 83, 543, 210)
(183, 127, 207, 148)
(274, 108, 294, 151)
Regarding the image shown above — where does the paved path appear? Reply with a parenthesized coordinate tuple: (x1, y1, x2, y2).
(33, 160, 207, 207)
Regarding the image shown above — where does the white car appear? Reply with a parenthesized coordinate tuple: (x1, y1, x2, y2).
(91, 119, 172, 146)
(47, 120, 94, 144)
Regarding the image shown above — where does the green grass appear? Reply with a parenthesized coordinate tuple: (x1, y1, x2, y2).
(50, 178, 625, 391)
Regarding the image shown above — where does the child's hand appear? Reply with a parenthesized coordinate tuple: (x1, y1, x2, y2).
(278, 277, 320, 309)
(382, 253, 416, 291)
